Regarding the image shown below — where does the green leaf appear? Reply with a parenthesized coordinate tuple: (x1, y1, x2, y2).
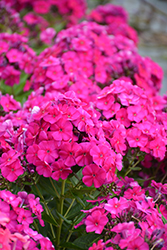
(56, 211, 72, 224)
(13, 71, 28, 95)
(73, 234, 101, 249)
(66, 203, 83, 219)
(132, 167, 142, 171)
(42, 212, 58, 227)
(157, 205, 167, 224)
(60, 242, 85, 250)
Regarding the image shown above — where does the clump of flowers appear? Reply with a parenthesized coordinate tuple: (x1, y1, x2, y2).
(4, 0, 87, 26)
(0, 0, 24, 33)
(88, 3, 138, 45)
(77, 178, 167, 250)
(0, 33, 36, 87)
(0, 189, 55, 249)
(28, 20, 163, 96)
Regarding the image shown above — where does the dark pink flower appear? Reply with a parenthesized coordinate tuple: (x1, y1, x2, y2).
(90, 144, 111, 166)
(104, 197, 129, 215)
(36, 161, 52, 177)
(85, 210, 108, 234)
(1, 160, 24, 182)
(38, 140, 58, 163)
(82, 164, 106, 188)
(51, 159, 72, 181)
(59, 142, 81, 167)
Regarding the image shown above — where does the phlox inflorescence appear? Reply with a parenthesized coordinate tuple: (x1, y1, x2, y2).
(0, 189, 55, 249)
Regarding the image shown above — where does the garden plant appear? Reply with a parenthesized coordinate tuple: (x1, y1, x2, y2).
(0, 0, 167, 249)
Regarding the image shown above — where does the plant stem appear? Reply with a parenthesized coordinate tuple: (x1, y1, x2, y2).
(64, 198, 75, 218)
(124, 159, 141, 177)
(49, 177, 60, 198)
(56, 179, 66, 249)
(34, 184, 56, 239)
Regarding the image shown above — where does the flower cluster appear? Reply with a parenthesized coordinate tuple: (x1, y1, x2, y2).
(77, 178, 167, 250)
(0, 0, 24, 33)
(88, 3, 138, 45)
(4, 0, 86, 26)
(0, 33, 36, 86)
(96, 79, 167, 160)
(27, 20, 163, 96)
(0, 1, 167, 249)
(0, 189, 55, 250)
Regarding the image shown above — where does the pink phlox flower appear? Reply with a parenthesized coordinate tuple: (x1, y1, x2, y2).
(104, 197, 129, 215)
(0, 149, 21, 168)
(149, 137, 166, 160)
(72, 35, 92, 51)
(103, 156, 116, 183)
(82, 164, 106, 188)
(33, 67, 46, 83)
(26, 144, 40, 165)
(78, 61, 93, 78)
(29, 198, 44, 226)
(0, 41, 9, 54)
(36, 161, 52, 178)
(51, 159, 72, 181)
(59, 104, 80, 121)
(6, 210, 17, 232)
(43, 106, 61, 124)
(85, 210, 108, 234)
(33, 1, 51, 14)
(0, 190, 21, 208)
(126, 128, 148, 148)
(16, 207, 33, 227)
(111, 221, 136, 236)
(0, 94, 21, 112)
(116, 107, 130, 127)
(25, 122, 40, 146)
(0, 211, 9, 226)
(75, 142, 93, 166)
(146, 211, 164, 231)
(59, 142, 81, 166)
(73, 107, 94, 132)
(89, 239, 105, 250)
(19, 53, 35, 74)
(0, 227, 11, 250)
(50, 118, 73, 141)
(119, 92, 139, 106)
(109, 120, 126, 137)
(39, 237, 55, 250)
(96, 94, 115, 111)
(40, 56, 59, 68)
(62, 51, 79, 65)
(115, 153, 123, 171)
(110, 131, 127, 155)
(124, 186, 145, 201)
(37, 121, 50, 141)
(151, 180, 167, 195)
(1, 159, 24, 182)
(24, 228, 43, 241)
(51, 75, 69, 90)
(90, 144, 111, 166)
(123, 236, 149, 250)
(38, 140, 58, 163)
(135, 200, 152, 215)
(46, 65, 64, 81)
(95, 64, 107, 84)
(135, 121, 156, 136)
(103, 102, 121, 119)
(127, 105, 145, 123)
(40, 28, 56, 45)
(6, 48, 23, 63)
